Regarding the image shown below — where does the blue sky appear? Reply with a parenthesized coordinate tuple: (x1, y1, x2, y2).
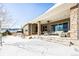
(4, 3, 55, 28)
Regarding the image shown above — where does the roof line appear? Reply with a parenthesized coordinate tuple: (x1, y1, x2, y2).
(43, 3, 63, 14)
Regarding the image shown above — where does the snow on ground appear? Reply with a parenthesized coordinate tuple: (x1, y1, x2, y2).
(0, 35, 79, 56)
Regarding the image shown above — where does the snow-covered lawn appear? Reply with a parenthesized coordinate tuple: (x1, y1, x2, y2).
(0, 35, 79, 56)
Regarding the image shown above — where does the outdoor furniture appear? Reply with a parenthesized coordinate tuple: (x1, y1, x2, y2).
(55, 31, 63, 36)
(60, 31, 70, 37)
(43, 31, 70, 37)
(61, 32, 66, 37)
(43, 31, 49, 36)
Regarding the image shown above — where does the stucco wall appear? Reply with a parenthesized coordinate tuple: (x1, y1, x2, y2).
(23, 24, 30, 36)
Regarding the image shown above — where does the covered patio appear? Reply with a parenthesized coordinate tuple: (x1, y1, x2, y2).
(23, 3, 79, 40)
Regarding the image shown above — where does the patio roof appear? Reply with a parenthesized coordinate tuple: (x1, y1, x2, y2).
(27, 3, 77, 24)
(24, 3, 77, 24)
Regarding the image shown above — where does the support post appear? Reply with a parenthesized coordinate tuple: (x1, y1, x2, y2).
(37, 21, 41, 35)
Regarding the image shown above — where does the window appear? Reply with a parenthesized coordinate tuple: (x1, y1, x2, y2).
(51, 25, 55, 31)
(42, 25, 47, 31)
(55, 24, 63, 31)
(51, 22, 68, 32)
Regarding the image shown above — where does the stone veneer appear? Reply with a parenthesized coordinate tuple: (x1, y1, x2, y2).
(70, 4, 79, 40)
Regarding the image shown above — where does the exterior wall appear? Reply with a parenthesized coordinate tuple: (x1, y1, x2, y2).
(23, 24, 37, 36)
(70, 4, 79, 40)
(23, 24, 30, 36)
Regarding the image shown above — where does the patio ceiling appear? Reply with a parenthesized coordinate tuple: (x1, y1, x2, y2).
(28, 3, 77, 24)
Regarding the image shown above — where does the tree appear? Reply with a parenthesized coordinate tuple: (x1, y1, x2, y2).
(0, 3, 5, 46)
(0, 4, 13, 46)
(0, 3, 18, 46)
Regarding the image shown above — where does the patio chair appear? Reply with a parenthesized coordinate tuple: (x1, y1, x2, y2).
(60, 31, 70, 37)
(60, 32, 66, 37)
(43, 31, 49, 36)
(55, 31, 63, 36)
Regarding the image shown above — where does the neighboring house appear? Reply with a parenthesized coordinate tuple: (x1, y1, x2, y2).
(23, 3, 79, 40)
(7, 28, 22, 35)
(1, 28, 22, 36)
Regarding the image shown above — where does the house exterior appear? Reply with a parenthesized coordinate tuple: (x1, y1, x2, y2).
(23, 3, 79, 40)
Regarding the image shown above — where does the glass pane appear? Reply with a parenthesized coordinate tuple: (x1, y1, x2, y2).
(63, 22, 68, 32)
(51, 22, 68, 32)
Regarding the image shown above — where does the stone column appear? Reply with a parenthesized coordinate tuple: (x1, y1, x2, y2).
(70, 4, 79, 40)
(47, 21, 50, 32)
(30, 24, 33, 35)
(37, 21, 41, 35)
